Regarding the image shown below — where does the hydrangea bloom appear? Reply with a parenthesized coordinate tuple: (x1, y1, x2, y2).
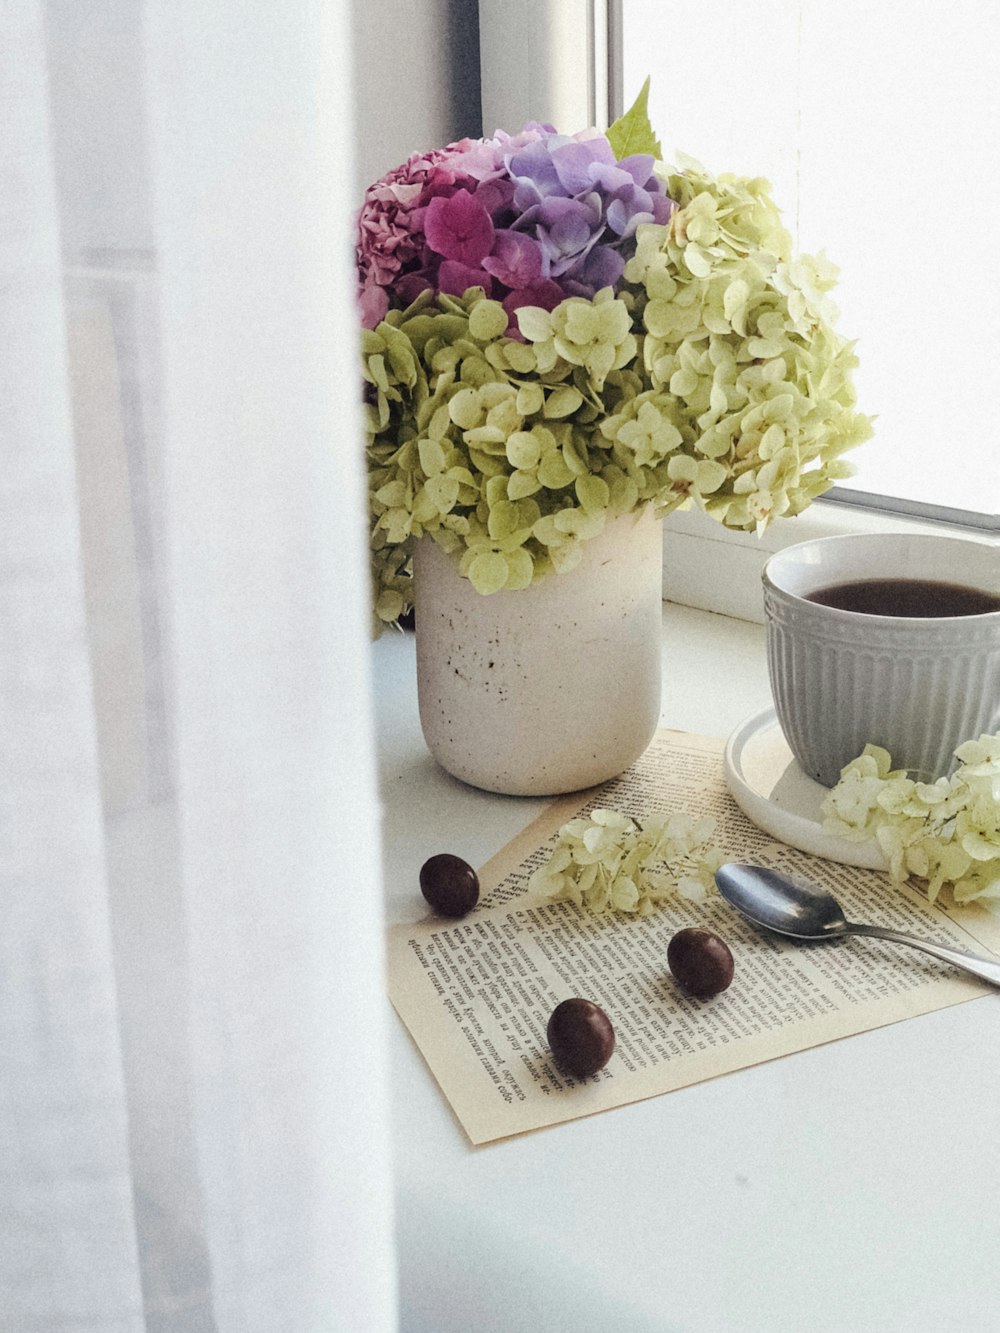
(526, 807, 724, 915)
(356, 123, 672, 330)
(355, 139, 472, 327)
(362, 89, 873, 629)
(821, 737, 1000, 903)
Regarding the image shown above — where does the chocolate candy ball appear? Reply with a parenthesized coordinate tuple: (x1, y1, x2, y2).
(419, 853, 480, 917)
(547, 997, 615, 1078)
(667, 927, 735, 999)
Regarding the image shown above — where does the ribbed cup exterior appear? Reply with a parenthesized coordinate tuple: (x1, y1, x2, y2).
(764, 578, 1000, 787)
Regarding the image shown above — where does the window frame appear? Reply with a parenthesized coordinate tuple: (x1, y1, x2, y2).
(477, 0, 999, 623)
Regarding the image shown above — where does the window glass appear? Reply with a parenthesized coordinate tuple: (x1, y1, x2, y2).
(621, 0, 1000, 518)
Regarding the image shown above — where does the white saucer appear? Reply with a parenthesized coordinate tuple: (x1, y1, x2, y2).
(723, 708, 888, 871)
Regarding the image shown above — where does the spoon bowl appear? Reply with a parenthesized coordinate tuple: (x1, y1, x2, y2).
(715, 863, 849, 939)
(714, 862, 1000, 988)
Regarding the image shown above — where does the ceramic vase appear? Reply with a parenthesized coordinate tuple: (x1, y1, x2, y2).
(412, 507, 663, 796)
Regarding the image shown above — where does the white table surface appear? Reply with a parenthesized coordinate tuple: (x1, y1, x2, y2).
(374, 602, 1000, 1333)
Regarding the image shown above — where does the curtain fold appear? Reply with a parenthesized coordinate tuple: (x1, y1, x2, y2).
(2, 3, 396, 1328)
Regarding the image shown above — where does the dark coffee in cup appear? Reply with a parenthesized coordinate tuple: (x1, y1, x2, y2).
(805, 578, 1000, 619)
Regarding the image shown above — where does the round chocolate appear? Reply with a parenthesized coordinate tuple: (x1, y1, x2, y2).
(419, 853, 480, 917)
(667, 927, 735, 999)
(547, 997, 615, 1078)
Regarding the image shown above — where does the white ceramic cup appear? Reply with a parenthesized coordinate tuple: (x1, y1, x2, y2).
(763, 532, 1000, 787)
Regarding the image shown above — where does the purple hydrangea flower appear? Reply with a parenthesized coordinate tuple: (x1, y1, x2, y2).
(356, 121, 674, 329)
(482, 231, 544, 288)
(502, 131, 672, 297)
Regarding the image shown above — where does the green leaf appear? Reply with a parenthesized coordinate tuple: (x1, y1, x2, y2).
(605, 77, 662, 161)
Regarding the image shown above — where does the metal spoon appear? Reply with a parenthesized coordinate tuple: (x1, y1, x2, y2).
(715, 862, 1000, 988)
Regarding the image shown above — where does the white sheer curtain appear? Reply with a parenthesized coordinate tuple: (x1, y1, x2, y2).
(2, 3, 396, 1329)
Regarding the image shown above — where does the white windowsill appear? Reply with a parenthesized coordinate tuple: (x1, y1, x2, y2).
(662, 499, 1000, 625)
(375, 594, 1000, 1333)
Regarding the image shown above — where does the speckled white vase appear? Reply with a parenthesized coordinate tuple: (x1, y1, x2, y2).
(413, 508, 663, 795)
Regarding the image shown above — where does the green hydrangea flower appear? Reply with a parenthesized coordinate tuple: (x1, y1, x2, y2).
(822, 736, 1000, 904)
(364, 160, 873, 631)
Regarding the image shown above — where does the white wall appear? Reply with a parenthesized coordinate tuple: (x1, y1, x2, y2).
(478, 0, 594, 135)
(351, 0, 477, 195)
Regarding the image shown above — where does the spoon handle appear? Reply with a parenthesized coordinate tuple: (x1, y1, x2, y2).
(847, 922, 1000, 988)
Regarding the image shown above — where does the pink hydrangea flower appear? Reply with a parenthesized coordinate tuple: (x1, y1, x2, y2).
(356, 128, 554, 327)
(355, 140, 480, 328)
(355, 120, 671, 330)
(424, 191, 496, 266)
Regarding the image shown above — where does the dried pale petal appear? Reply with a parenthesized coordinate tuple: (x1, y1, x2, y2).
(576, 474, 611, 513)
(516, 306, 554, 343)
(549, 542, 585, 574)
(554, 508, 604, 540)
(643, 299, 678, 339)
(758, 424, 785, 459)
(958, 824, 1000, 863)
(506, 431, 541, 470)
(576, 862, 601, 893)
(545, 386, 584, 419)
(485, 474, 509, 508)
(467, 550, 511, 595)
(820, 730, 1000, 902)
(591, 808, 632, 829)
(561, 441, 588, 477)
(410, 489, 438, 525)
(531, 805, 722, 915)
(531, 514, 566, 547)
(583, 824, 613, 853)
(611, 877, 640, 912)
(564, 302, 600, 344)
(537, 450, 576, 490)
(375, 479, 407, 508)
(487, 396, 523, 437)
(501, 548, 532, 589)
(507, 469, 542, 500)
(683, 241, 712, 278)
(953, 874, 1000, 904)
(423, 473, 460, 513)
(516, 383, 545, 415)
(670, 367, 700, 397)
(676, 874, 708, 902)
(449, 388, 483, 429)
(904, 842, 931, 879)
(418, 437, 447, 476)
(485, 500, 522, 540)
(956, 735, 1000, 764)
(465, 425, 506, 446)
(667, 455, 697, 483)
(504, 342, 539, 374)
(468, 299, 509, 342)
(375, 589, 405, 622)
(608, 473, 640, 512)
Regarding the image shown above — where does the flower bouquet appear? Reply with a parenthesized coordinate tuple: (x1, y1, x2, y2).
(360, 82, 873, 630)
